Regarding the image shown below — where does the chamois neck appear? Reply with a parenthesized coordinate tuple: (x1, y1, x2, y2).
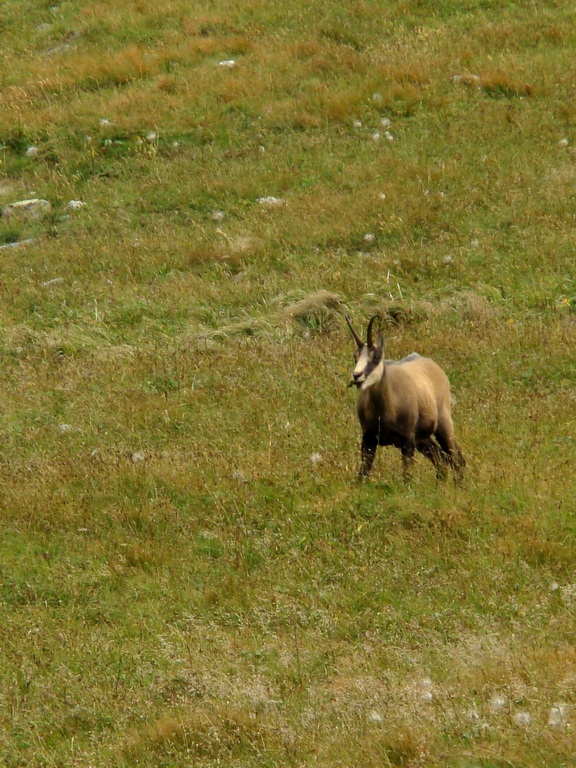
(369, 363, 397, 421)
(365, 359, 390, 400)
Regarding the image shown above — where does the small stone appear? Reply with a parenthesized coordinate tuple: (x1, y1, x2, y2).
(256, 196, 286, 206)
(419, 677, 434, 701)
(146, 131, 157, 142)
(64, 200, 85, 212)
(384, 131, 394, 141)
(41, 277, 64, 286)
(2, 199, 51, 220)
(548, 704, 568, 728)
(99, 118, 112, 126)
(558, 138, 569, 147)
(309, 452, 322, 466)
(420, 689, 433, 701)
(371, 131, 381, 141)
(378, 192, 387, 200)
(443, 254, 453, 264)
(450, 73, 481, 86)
(218, 59, 236, 67)
(363, 233, 375, 243)
(353, 119, 362, 128)
(58, 423, 78, 433)
(210, 210, 225, 221)
(131, 451, 146, 464)
(26, 146, 39, 158)
(550, 581, 560, 592)
(367, 710, 383, 724)
(381, 117, 392, 128)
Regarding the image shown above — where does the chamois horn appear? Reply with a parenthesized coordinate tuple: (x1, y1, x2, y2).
(366, 314, 380, 348)
(346, 315, 364, 350)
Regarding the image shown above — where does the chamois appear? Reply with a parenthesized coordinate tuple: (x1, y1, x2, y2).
(346, 314, 465, 482)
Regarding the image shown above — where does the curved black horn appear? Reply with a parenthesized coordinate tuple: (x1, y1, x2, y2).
(346, 315, 363, 349)
(366, 314, 380, 347)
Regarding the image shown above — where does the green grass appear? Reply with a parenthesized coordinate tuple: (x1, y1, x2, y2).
(1, 1, 576, 766)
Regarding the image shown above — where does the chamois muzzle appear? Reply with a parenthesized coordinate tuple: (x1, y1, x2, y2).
(348, 373, 363, 389)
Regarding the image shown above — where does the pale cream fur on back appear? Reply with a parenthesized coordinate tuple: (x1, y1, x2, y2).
(360, 356, 452, 435)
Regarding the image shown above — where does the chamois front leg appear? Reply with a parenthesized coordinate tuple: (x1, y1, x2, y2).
(359, 432, 378, 479)
(400, 438, 416, 483)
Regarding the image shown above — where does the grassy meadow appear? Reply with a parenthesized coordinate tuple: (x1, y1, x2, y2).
(1, 0, 576, 765)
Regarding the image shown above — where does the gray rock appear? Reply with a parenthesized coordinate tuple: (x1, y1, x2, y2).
(0, 238, 35, 251)
(2, 199, 51, 220)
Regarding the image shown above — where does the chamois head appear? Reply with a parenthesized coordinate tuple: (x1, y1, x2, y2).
(346, 314, 385, 390)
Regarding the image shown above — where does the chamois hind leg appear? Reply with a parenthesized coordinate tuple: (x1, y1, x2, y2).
(435, 418, 465, 482)
(451, 442, 466, 482)
(359, 432, 378, 479)
(417, 438, 448, 481)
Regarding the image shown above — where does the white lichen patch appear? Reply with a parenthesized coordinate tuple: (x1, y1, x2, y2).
(513, 710, 531, 726)
(489, 694, 507, 713)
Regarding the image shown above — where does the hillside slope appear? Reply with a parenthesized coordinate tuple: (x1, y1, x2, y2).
(1, 2, 575, 766)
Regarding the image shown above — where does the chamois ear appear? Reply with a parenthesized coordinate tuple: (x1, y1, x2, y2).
(376, 331, 385, 353)
(346, 315, 363, 350)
